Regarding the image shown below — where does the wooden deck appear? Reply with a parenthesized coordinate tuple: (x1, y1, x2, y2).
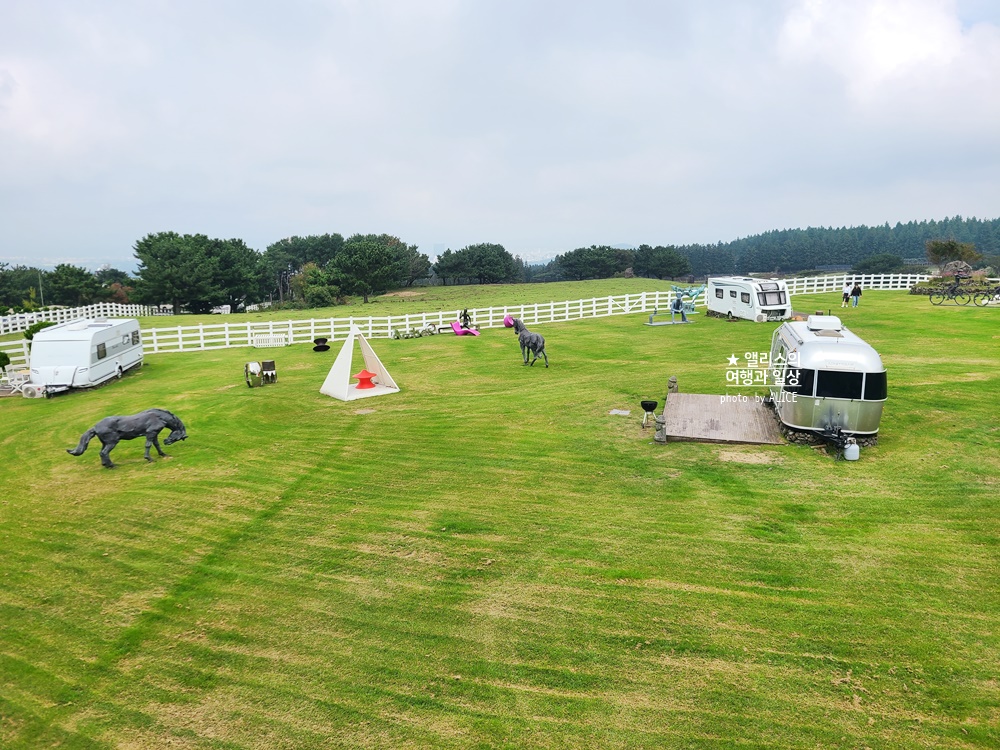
(660, 393, 783, 444)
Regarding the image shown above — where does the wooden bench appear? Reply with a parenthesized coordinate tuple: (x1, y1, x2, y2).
(252, 334, 287, 348)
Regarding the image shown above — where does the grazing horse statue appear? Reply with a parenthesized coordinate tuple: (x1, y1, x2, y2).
(67, 408, 188, 468)
(511, 318, 549, 367)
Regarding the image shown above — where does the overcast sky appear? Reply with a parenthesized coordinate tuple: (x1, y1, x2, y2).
(2, 0, 999, 271)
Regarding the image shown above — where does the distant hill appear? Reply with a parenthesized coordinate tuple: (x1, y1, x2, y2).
(675, 216, 1000, 276)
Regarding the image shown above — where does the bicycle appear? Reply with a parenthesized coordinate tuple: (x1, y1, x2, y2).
(973, 284, 1000, 307)
(929, 279, 972, 306)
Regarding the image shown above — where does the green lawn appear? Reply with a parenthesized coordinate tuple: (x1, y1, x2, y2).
(1, 288, 997, 748)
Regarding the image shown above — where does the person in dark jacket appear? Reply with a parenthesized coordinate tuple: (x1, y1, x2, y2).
(850, 283, 862, 307)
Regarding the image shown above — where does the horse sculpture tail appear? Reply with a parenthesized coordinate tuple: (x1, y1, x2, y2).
(66, 428, 97, 457)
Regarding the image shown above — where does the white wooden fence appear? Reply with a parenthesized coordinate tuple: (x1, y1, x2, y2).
(137, 291, 675, 354)
(782, 273, 930, 294)
(0, 302, 155, 336)
(0, 274, 978, 370)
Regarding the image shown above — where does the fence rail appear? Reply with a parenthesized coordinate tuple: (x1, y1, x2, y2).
(1, 273, 986, 369)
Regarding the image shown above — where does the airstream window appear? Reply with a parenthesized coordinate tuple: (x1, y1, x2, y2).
(783, 368, 814, 396)
(864, 371, 887, 400)
(741, 292, 750, 303)
(816, 370, 863, 399)
(96, 343, 107, 360)
(715, 289, 724, 299)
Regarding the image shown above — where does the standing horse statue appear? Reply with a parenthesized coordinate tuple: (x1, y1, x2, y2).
(66, 408, 188, 468)
(509, 318, 549, 367)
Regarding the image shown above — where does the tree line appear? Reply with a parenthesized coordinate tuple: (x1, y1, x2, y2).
(674, 216, 1000, 277)
(2, 216, 997, 314)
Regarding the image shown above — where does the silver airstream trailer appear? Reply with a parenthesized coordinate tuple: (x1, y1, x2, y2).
(768, 315, 886, 437)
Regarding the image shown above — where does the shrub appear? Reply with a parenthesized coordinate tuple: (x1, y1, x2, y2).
(24, 321, 56, 340)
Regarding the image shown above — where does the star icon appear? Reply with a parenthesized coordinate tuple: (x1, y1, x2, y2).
(727, 354, 739, 366)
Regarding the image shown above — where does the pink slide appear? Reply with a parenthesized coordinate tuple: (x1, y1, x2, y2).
(451, 321, 480, 336)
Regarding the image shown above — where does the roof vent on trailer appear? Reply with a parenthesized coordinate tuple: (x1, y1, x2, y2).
(806, 315, 843, 331)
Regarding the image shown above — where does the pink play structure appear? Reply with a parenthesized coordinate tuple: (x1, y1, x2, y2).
(451, 321, 479, 336)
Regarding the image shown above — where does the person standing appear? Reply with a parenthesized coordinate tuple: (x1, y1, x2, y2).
(842, 281, 852, 308)
(850, 283, 862, 308)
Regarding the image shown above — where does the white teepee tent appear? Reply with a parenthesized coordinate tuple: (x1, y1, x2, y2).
(320, 326, 400, 401)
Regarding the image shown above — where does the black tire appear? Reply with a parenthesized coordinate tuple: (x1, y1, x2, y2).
(954, 292, 972, 306)
(929, 293, 946, 305)
(973, 292, 991, 307)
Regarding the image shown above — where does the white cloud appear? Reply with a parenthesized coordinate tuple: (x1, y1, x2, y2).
(778, 0, 1000, 117)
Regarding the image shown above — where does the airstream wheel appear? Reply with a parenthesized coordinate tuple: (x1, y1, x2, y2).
(929, 293, 946, 305)
(954, 292, 972, 306)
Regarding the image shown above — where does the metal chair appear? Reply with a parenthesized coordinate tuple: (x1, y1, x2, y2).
(261, 360, 277, 384)
(244, 361, 263, 388)
(7, 370, 29, 394)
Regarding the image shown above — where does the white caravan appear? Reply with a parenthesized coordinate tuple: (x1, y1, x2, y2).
(25, 318, 143, 397)
(707, 276, 792, 322)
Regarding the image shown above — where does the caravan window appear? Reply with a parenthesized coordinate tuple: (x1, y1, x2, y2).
(730, 290, 737, 298)
(816, 370, 863, 400)
(131, 331, 140, 345)
(96, 343, 107, 360)
(783, 368, 815, 396)
(864, 371, 887, 400)
(741, 292, 750, 303)
(758, 291, 787, 305)
(715, 289, 724, 299)
(759, 283, 779, 291)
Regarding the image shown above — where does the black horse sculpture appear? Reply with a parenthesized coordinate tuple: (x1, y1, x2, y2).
(512, 318, 548, 367)
(67, 408, 188, 468)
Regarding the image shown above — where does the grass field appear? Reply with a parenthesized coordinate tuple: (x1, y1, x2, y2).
(1, 287, 998, 748)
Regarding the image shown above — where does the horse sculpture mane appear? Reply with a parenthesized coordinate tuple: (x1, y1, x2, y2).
(511, 318, 549, 368)
(67, 408, 188, 468)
